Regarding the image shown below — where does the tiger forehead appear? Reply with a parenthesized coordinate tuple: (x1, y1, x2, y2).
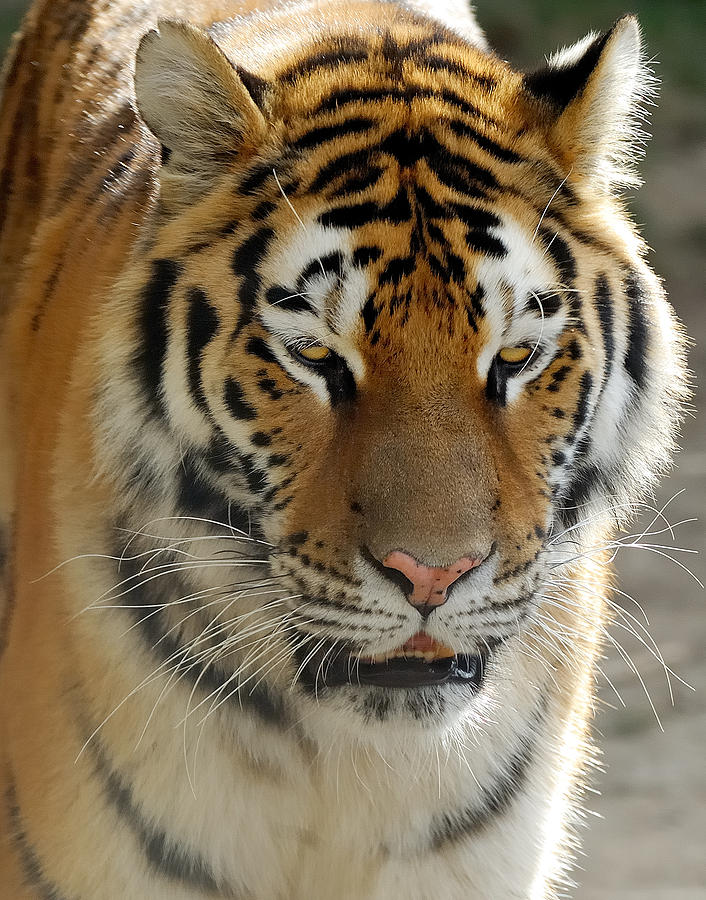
(219, 14, 520, 107)
(257, 28, 528, 132)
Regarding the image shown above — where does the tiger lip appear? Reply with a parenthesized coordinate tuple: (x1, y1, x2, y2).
(299, 633, 488, 690)
(356, 632, 457, 664)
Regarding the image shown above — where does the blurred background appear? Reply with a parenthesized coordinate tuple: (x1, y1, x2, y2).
(1, 0, 703, 896)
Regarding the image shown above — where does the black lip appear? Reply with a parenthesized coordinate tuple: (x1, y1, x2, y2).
(298, 645, 487, 691)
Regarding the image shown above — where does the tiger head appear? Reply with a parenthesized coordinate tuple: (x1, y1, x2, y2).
(107, 4, 684, 736)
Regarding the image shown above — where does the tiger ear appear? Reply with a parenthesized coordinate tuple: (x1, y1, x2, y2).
(135, 19, 269, 191)
(525, 16, 653, 192)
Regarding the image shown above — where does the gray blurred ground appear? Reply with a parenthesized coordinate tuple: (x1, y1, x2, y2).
(1, 0, 704, 896)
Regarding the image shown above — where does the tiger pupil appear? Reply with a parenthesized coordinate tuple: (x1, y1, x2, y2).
(498, 346, 532, 365)
(299, 345, 331, 362)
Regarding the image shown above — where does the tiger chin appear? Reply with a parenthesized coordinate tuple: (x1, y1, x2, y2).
(0, 0, 686, 898)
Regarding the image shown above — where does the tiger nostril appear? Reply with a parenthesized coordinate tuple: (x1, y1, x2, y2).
(362, 546, 487, 612)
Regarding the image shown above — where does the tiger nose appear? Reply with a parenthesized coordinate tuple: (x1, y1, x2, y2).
(381, 550, 482, 615)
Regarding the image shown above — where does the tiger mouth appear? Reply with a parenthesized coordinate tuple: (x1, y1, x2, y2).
(299, 633, 488, 690)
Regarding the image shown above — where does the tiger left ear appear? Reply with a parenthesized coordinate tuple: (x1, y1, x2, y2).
(525, 16, 653, 192)
(134, 19, 270, 201)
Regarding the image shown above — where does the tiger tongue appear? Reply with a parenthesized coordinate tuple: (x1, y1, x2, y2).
(401, 632, 455, 658)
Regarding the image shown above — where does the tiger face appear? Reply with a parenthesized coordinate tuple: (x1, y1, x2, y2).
(115, 9, 682, 734)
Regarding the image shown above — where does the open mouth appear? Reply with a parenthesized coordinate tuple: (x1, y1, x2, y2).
(300, 632, 488, 690)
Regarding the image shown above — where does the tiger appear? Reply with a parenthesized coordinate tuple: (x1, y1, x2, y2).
(0, 0, 687, 897)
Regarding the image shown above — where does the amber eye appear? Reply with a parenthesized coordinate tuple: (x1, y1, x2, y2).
(497, 346, 533, 366)
(295, 344, 333, 364)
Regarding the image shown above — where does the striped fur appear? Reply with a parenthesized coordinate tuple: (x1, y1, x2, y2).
(0, 2, 686, 898)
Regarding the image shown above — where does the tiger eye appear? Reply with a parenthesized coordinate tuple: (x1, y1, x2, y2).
(297, 345, 332, 362)
(498, 346, 532, 365)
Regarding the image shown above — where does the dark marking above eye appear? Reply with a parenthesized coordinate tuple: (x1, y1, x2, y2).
(352, 246, 382, 267)
(538, 226, 576, 287)
(266, 285, 313, 313)
(528, 292, 562, 317)
(378, 256, 416, 285)
(466, 230, 506, 258)
(297, 252, 344, 288)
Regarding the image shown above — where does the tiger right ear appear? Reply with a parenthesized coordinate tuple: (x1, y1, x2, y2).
(134, 20, 269, 189)
(525, 17, 653, 193)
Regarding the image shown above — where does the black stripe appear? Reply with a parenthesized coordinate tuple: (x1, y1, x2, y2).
(239, 163, 274, 195)
(136, 258, 181, 419)
(177, 454, 232, 523)
(449, 203, 500, 231)
(266, 285, 313, 313)
(623, 270, 650, 390)
(316, 85, 499, 127)
(291, 116, 375, 151)
(361, 295, 379, 332)
(319, 187, 412, 230)
(446, 119, 522, 163)
(224, 377, 257, 421)
(280, 44, 369, 81)
(378, 256, 416, 286)
(538, 226, 576, 287)
(231, 227, 274, 337)
(84, 734, 231, 894)
(594, 274, 615, 387)
(297, 251, 344, 287)
(245, 335, 278, 365)
(352, 246, 382, 267)
(308, 147, 374, 194)
(117, 552, 289, 727)
(187, 288, 219, 415)
(560, 462, 604, 527)
(317, 201, 385, 229)
(466, 230, 506, 258)
(329, 165, 386, 198)
(422, 56, 496, 90)
(569, 371, 594, 442)
(428, 699, 544, 850)
(527, 291, 562, 317)
(466, 284, 485, 331)
(426, 150, 498, 198)
(6, 776, 72, 900)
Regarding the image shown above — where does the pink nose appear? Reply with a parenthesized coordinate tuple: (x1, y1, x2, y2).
(382, 551, 481, 610)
